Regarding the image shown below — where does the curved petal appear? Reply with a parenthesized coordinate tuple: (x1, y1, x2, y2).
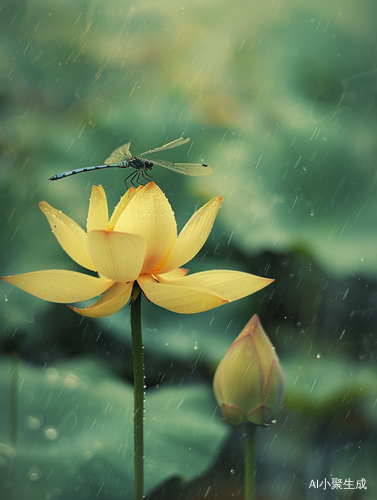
(220, 403, 248, 426)
(87, 185, 109, 232)
(69, 281, 133, 317)
(262, 359, 286, 413)
(159, 196, 222, 273)
(109, 187, 138, 228)
(156, 270, 273, 300)
(1, 270, 113, 302)
(87, 230, 146, 282)
(247, 405, 274, 426)
(138, 274, 228, 314)
(113, 183, 177, 273)
(154, 268, 189, 281)
(39, 202, 96, 271)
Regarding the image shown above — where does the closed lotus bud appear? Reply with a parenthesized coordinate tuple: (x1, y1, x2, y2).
(213, 314, 285, 426)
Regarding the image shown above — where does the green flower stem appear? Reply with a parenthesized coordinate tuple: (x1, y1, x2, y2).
(130, 284, 144, 500)
(244, 424, 256, 500)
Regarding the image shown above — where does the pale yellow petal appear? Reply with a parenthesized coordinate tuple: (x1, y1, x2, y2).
(109, 187, 138, 228)
(1, 270, 113, 302)
(154, 268, 189, 281)
(156, 270, 274, 300)
(87, 230, 146, 282)
(69, 281, 133, 317)
(138, 274, 228, 314)
(113, 182, 177, 273)
(39, 202, 96, 271)
(87, 185, 109, 232)
(158, 197, 222, 273)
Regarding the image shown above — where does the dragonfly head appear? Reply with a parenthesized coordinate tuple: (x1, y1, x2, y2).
(144, 161, 153, 171)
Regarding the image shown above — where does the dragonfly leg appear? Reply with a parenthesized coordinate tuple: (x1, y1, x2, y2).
(141, 168, 154, 182)
(124, 167, 154, 187)
(136, 172, 142, 185)
(124, 169, 139, 187)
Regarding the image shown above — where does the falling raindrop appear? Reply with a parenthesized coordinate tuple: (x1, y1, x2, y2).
(204, 485, 211, 497)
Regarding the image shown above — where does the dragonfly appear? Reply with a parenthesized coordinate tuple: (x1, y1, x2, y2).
(48, 137, 213, 186)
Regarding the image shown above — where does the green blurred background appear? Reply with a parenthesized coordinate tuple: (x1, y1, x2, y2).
(0, 0, 376, 498)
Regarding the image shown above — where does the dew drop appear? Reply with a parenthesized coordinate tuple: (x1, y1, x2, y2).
(27, 466, 42, 481)
(64, 374, 79, 389)
(0, 443, 17, 458)
(26, 415, 42, 430)
(44, 427, 58, 440)
(45, 367, 60, 383)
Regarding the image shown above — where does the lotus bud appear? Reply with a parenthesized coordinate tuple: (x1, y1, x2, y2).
(213, 314, 285, 426)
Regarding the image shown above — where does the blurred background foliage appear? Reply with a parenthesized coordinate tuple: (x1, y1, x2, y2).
(0, 0, 376, 498)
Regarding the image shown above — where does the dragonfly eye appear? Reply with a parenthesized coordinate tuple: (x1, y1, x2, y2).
(144, 161, 153, 170)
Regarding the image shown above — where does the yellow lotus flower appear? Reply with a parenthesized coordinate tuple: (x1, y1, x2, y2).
(1, 183, 273, 318)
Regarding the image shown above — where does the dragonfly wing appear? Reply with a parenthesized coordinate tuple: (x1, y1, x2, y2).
(138, 137, 190, 156)
(148, 159, 213, 176)
(105, 142, 132, 163)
